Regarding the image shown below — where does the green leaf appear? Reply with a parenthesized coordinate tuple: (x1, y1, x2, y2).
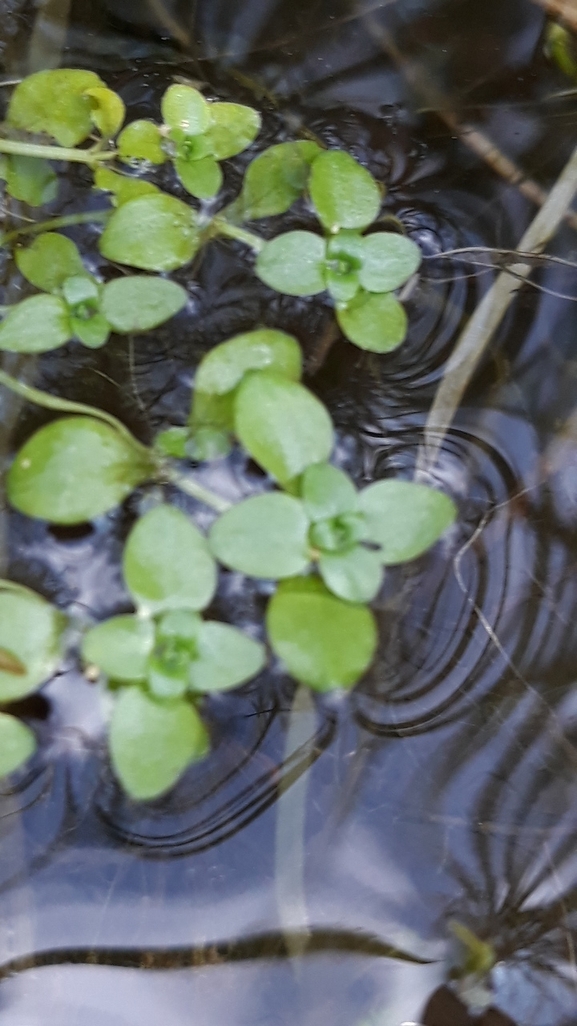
(161, 84, 210, 136)
(154, 426, 189, 459)
(0, 714, 36, 778)
(94, 167, 159, 206)
(0, 583, 64, 701)
(109, 686, 209, 800)
(7, 68, 106, 147)
(71, 312, 110, 349)
(8, 416, 154, 524)
(16, 232, 85, 292)
(236, 141, 321, 220)
(189, 621, 265, 693)
(0, 295, 71, 353)
(209, 493, 310, 578)
(336, 290, 407, 352)
(99, 193, 200, 272)
(174, 153, 222, 199)
(235, 372, 334, 486)
(324, 230, 364, 303)
(123, 504, 217, 615)
(147, 610, 201, 700)
(359, 232, 421, 293)
(117, 119, 167, 164)
(189, 390, 235, 440)
(194, 329, 302, 396)
(256, 231, 326, 296)
(81, 615, 154, 681)
(301, 463, 358, 522)
(85, 87, 125, 138)
(3, 155, 58, 206)
(319, 545, 383, 603)
(61, 274, 99, 308)
(266, 576, 377, 691)
(309, 150, 381, 231)
(101, 276, 187, 333)
(358, 480, 457, 564)
(203, 102, 261, 160)
(186, 426, 232, 462)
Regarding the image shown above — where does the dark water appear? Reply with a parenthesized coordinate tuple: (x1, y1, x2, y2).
(1, 1, 577, 1023)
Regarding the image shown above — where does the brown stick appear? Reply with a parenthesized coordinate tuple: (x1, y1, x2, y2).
(529, 0, 577, 34)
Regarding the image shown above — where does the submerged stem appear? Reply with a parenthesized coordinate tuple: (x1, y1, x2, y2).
(212, 218, 265, 253)
(0, 209, 111, 247)
(164, 466, 232, 514)
(0, 137, 116, 166)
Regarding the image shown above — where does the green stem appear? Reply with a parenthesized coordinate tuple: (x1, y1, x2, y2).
(0, 209, 111, 247)
(0, 368, 148, 455)
(0, 137, 116, 166)
(212, 217, 265, 253)
(165, 466, 231, 514)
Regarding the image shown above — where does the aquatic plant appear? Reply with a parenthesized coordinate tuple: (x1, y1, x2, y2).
(0, 68, 457, 799)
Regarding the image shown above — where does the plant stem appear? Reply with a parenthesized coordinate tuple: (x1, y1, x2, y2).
(0, 209, 111, 247)
(0, 368, 149, 454)
(212, 217, 265, 253)
(0, 137, 116, 166)
(165, 466, 232, 514)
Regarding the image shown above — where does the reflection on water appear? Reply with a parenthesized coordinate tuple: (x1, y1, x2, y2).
(2, 0, 577, 1023)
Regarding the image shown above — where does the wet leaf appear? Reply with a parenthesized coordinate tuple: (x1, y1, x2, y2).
(0, 583, 64, 701)
(235, 372, 334, 486)
(161, 84, 210, 136)
(0, 295, 71, 353)
(2, 155, 58, 206)
(194, 329, 302, 396)
(81, 615, 154, 681)
(336, 290, 407, 352)
(301, 462, 358, 522)
(209, 493, 310, 578)
(101, 276, 187, 333)
(117, 119, 166, 164)
(123, 504, 217, 614)
(7, 68, 106, 147)
(71, 312, 110, 349)
(99, 193, 200, 272)
(174, 153, 222, 199)
(256, 231, 326, 296)
(16, 232, 85, 293)
(0, 714, 36, 778)
(85, 86, 125, 138)
(319, 545, 383, 603)
(359, 232, 421, 293)
(203, 101, 261, 160)
(189, 621, 266, 693)
(109, 686, 209, 800)
(236, 140, 322, 220)
(358, 480, 457, 563)
(8, 416, 154, 524)
(266, 576, 377, 691)
(94, 167, 159, 206)
(309, 150, 381, 231)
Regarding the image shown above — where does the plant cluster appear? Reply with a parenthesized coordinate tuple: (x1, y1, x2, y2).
(0, 68, 457, 800)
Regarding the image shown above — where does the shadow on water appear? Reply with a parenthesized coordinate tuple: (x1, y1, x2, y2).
(2, 0, 577, 1023)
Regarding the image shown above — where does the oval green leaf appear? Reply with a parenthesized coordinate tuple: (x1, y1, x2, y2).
(301, 462, 358, 522)
(0, 295, 71, 354)
(194, 329, 302, 396)
(256, 231, 326, 297)
(8, 417, 154, 524)
(7, 68, 106, 146)
(118, 119, 166, 164)
(209, 493, 310, 579)
(94, 167, 160, 207)
(85, 87, 125, 138)
(3, 155, 58, 206)
(266, 576, 377, 691)
(189, 622, 266, 693)
(174, 153, 222, 199)
(81, 615, 154, 682)
(16, 233, 85, 293)
(161, 84, 210, 136)
(359, 232, 422, 293)
(123, 504, 217, 614)
(203, 102, 261, 160)
(358, 480, 457, 564)
(237, 141, 322, 220)
(101, 276, 187, 333)
(0, 714, 36, 778)
(0, 583, 63, 701)
(336, 290, 407, 352)
(309, 150, 381, 231)
(235, 372, 334, 486)
(319, 545, 383, 603)
(109, 686, 209, 800)
(100, 194, 200, 272)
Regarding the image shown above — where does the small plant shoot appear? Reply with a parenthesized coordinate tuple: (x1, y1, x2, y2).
(0, 67, 459, 800)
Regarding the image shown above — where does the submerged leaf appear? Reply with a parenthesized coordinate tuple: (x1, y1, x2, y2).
(267, 576, 377, 691)
(0, 295, 71, 353)
(358, 480, 457, 563)
(81, 615, 154, 682)
(100, 193, 200, 272)
(16, 232, 85, 293)
(123, 504, 217, 614)
(0, 714, 36, 778)
(109, 686, 209, 800)
(0, 583, 63, 701)
(101, 276, 187, 333)
(309, 150, 381, 231)
(209, 493, 310, 578)
(3, 155, 58, 206)
(7, 416, 154, 524)
(7, 68, 106, 147)
(256, 231, 326, 296)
